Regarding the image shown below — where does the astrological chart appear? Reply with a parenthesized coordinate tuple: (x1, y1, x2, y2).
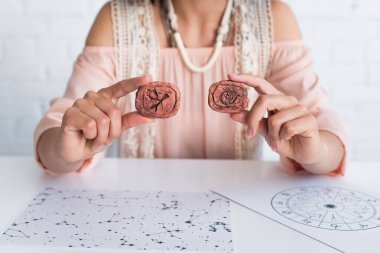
(271, 186, 380, 231)
(0, 187, 233, 252)
(213, 175, 380, 253)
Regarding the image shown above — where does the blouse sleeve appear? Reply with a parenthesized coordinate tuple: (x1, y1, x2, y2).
(33, 46, 117, 174)
(267, 41, 349, 176)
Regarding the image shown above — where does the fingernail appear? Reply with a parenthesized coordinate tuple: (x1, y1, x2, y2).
(272, 141, 278, 151)
(246, 127, 254, 138)
(105, 139, 112, 146)
(93, 145, 106, 154)
(271, 140, 280, 152)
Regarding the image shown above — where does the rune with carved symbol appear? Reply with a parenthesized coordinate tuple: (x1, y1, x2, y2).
(136, 81, 181, 118)
(208, 80, 248, 113)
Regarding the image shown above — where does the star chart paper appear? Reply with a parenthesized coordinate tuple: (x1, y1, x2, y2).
(212, 173, 380, 253)
(0, 187, 233, 252)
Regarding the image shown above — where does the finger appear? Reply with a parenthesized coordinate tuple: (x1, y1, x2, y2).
(73, 99, 110, 147)
(279, 114, 318, 141)
(228, 73, 283, 95)
(84, 92, 122, 141)
(267, 105, 309, 141)
(230, 111, 248, 125)
(230, 111, 268, 139)
(98, 75, 151, 99)
(121, 112, 154, 130)
(247, 95, 298, 136)
(62, 107, 97, 140)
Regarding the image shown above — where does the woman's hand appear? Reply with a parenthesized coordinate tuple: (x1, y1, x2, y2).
(228, 73, 325, 166)
(56, 75, 154, 165)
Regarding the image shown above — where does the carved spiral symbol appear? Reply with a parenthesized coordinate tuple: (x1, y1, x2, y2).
(220, 90, 240, 105)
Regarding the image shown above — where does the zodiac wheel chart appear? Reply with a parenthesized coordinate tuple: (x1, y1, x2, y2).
(271, 186, 380, 231)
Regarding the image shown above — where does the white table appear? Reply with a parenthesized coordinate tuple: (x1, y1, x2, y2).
(0, 156, 379, 253)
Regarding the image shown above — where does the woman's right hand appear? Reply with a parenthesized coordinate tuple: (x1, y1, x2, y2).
(56, 75, 154, 164)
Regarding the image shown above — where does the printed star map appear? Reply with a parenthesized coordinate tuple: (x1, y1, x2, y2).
(0, 187, 233, 252)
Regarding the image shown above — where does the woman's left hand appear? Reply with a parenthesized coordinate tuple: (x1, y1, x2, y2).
(228, 73, 325, 166)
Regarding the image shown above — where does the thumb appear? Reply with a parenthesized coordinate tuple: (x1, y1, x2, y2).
(121, 112, 154, 131)
(230, 111, 268, 138)
(230, 110, 248, 125)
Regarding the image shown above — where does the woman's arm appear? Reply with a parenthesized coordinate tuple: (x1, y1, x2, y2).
(229, 1, 345, 175)
(36, 4, 154, 174)
(273, 1, 345, 174)
(36, 3, 113, 174)
(37, 76, 154, 174)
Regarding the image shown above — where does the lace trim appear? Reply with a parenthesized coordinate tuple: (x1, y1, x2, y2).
(111, 0, 159, 158)
(233, 0, 273, 159)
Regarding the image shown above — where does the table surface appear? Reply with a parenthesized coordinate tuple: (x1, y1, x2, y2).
(0, 156, 379, 253)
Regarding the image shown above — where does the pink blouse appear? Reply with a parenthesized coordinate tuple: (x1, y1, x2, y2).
(34, 41, 348, 175)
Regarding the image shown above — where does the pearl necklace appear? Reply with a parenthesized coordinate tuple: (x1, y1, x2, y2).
(165, 0, 234, 73)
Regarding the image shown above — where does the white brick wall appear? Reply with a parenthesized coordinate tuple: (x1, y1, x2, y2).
(0, 0, 379, 161)
(0, 0, 106, 155)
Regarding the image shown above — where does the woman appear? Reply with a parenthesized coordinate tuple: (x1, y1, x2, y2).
(34, 0, 347, 175)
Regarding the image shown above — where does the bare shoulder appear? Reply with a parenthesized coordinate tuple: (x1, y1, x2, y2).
(85, 2, 113, 46)
(271, 0, 302, 42)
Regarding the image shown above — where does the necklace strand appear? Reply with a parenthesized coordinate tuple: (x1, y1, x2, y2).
(165, 0, 234, 73)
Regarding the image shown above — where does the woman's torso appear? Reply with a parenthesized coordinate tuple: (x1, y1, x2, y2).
(114, 0, 270, 159)
(154, 46, 237, 158)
